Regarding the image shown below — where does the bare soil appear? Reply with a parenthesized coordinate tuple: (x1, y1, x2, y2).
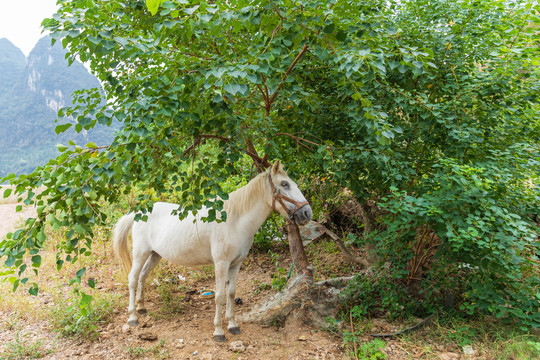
(0, 199, 349, 359)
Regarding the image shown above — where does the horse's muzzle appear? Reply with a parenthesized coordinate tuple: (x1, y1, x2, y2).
(292, 205, 313, 226)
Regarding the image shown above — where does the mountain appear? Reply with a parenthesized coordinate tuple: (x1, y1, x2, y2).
(0, 36, 115, 177)
(0, 38, 26, 100)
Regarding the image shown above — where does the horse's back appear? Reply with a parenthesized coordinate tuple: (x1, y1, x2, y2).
(132, 202, 215, 266)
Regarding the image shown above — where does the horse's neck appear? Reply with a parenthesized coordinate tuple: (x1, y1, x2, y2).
(226, 175, 273, 237)
(237, 200, 273, 238)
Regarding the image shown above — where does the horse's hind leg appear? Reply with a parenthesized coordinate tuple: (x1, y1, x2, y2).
(136, 251, 161, 314)
(226, 262, 242, 335)
(128, 250, 152, 327)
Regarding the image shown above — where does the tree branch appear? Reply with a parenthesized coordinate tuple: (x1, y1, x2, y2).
(268, 43, 309, 105)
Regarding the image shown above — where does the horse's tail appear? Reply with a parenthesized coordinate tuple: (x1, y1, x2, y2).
(113, 213, 135, 277)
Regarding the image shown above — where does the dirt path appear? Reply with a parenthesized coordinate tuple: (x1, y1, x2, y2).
(0, 204, 37, 240)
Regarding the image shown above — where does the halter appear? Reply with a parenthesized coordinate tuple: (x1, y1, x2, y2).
(268, 173, 309, 220)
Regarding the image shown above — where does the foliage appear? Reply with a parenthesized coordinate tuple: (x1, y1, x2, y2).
(48, 289, 115, 339)
(343, 331, 387, 360)
(254, 213, 285, 252)
(342, 272, 412, 320)
(270, 252, 288, 291)
(357, 339, 387, 360)
(0, 0, 538, 330)
(501, 339, 540, 360)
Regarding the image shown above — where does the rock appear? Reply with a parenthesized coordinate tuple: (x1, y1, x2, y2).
(229, 340, 246, 353)
(462, 345, 475, 356)
(121, 324, 131, 334)
(439, 352, 460, 360)
(138, 332, 158, 341)
(141, 321, 153, 328)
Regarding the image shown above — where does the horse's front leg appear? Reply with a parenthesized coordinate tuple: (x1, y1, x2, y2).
(226, 262, 242, 335)
(213, 260, 230, 342)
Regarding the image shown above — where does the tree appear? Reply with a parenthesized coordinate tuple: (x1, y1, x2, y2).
(1, 0, 539, 329)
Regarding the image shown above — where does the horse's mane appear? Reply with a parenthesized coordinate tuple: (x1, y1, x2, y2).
(224, 164, 287, 218)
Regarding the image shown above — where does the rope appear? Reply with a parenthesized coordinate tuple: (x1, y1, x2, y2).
(286, 262, 295, 281)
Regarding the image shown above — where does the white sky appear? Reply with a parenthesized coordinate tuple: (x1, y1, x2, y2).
(0, 0, 59, 56)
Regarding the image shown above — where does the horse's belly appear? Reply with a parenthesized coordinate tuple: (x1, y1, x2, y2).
(151, 223, 213, 266)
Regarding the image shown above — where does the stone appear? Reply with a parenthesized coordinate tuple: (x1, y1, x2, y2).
(138, 331, 158, 341)
(462, 345, 475, 356)
(229, 340, 246, 353)
(121, 324, 131, 334)
(439, 352, 460, 360)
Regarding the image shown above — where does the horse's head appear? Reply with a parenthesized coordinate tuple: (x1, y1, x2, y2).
(267, 161, 313, 226)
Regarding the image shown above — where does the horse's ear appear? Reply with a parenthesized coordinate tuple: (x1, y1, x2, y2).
(271, 160, 282, 174)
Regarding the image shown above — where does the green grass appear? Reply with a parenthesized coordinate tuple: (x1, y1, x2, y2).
(344, 314, 540, 360)
(126, 339, 169, 359)
(1, 331, 54, 360)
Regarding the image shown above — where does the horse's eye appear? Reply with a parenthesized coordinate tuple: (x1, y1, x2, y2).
(281, 181, 289, 188)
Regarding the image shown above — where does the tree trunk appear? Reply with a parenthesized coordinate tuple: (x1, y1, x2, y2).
(286, 220, 312, 280)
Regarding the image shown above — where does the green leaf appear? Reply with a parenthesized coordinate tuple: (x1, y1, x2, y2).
(76, 267, 86, 278)
(146, 0, 164, 16)
(3, 188, 12, 198)
(113, 36, 129, 47)
(323, 23, 335, 34)
(28, 283, 39, 296)
(55, 123, 73, 134)
(183, 5, 199, 15)
(5, 255, 16, 267)
(56, 144, 68, 152)
(31, 255, 42, 267)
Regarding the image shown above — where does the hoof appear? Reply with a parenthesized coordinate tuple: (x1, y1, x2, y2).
(213, 334, 226, 343)
(228, 326, 241, 335)
(137, 308, 147, 314)
(128, 319, 138, 327)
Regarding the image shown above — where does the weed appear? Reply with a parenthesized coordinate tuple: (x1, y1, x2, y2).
(155, 281, 185, 316)
(48, 292, 117, 339)
(500, 339, 540, 360)
(126, 339, 169, 359)
(189, 264, 215, 282)
(2, 331, 54, 360)
(270, 253, 288, 292)
(358, 339, 387, 360)
(252, 279, 271, 294)
(1, 313, 20, 331)
(447, 323, 477, 347)
(343, 330, 387, 360)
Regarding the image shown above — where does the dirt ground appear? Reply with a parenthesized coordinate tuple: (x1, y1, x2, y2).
(0, 196, 349, 359)
(0, 195, 454, 360)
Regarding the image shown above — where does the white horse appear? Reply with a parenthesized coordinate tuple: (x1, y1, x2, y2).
(113, 161, 312, 342)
